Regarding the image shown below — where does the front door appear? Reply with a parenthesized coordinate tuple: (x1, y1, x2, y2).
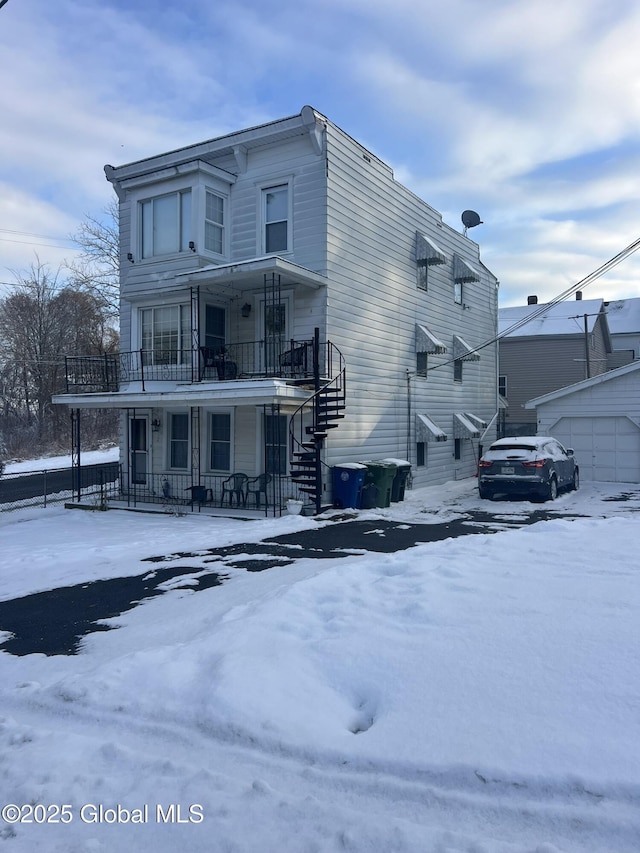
(130, 417, 148, 485)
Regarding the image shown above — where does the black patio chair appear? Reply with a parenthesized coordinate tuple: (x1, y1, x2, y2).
(220, 473, 248, 507)
(246, 473, 272, 509)
(280, 344, 308, 377)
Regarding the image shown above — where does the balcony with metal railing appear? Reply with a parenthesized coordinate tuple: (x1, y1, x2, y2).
(64, 339, 317, 393)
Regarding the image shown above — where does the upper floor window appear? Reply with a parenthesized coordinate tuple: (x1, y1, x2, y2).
(140, 304, 190, 364)
(498, 375, 507, 397)
(263, 185, 289, 253)
(141, 190, 192, 258)
(454, 359, 463, 382)
(205, 190, 224, 255)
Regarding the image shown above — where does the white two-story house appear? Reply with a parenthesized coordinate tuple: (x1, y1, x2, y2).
(55, 106, 499, 514)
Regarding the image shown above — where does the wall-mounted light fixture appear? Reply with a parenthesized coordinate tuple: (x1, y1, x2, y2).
(241, 302, 252, 318)
(127, 252, 134, 263)
(188, 241, 196, 252)
(151, 418, 161, 432)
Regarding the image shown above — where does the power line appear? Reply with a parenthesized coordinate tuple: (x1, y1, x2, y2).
(425, 234, 640, 373)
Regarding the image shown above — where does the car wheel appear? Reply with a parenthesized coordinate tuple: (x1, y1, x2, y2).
(478, 484, 493, 500)
(545, 476, 558, 501)
(569, 468, 579, 491)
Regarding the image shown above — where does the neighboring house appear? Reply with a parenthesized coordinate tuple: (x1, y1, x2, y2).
(54, 106, 499, 514)
(498, 294, 612, 436)
(603, 297, 640, 368)
(525, 359, 640, 483)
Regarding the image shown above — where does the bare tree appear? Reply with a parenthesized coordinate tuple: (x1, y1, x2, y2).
(0, 260, 118, 455)
(66, 198, 120, 321)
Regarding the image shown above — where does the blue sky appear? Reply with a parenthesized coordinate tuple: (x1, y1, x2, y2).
(1, 0, 640, 305)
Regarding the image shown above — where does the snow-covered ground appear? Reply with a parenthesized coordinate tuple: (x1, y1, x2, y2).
(1, 479, 639, 852)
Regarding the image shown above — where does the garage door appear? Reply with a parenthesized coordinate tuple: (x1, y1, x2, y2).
(553, 416, 640, 483)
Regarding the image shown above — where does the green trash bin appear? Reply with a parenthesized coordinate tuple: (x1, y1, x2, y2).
(359, 461, 397, 508)
(381, 458, 412, 502)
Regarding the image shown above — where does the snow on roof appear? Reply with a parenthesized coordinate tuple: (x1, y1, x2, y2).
(499, 299, 604, 337)
(604, 297, 640, 335)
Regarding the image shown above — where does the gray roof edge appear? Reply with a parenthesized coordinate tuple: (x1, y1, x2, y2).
(524, 358, 640, 408)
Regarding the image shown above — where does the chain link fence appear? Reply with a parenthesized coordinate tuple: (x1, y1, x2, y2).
(0, 463, 120, 513)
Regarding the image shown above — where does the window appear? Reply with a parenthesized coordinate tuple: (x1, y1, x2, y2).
(169, 413, 189, 469)
(454, 281, 463, 304)
(263, 185, 289, 253)
(264, 412, 287, 475)
(141, 190, 191, 258)
(416, 352, 428, 377)
(454, 438, 462, 460)
(498, 375, 507, 397)
(140, 305, 190, 364)
(130, 417, 148, 484)
(205, 190, 224, 254)
(416, 442, 426, 467)
(417, 265, 428, 291)
(210, 412, 231, 472)
(454, 359, 463, 382)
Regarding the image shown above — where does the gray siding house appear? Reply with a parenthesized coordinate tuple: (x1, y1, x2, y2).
(603, 297, 640, 368)
(499, 294, 612, 436)
(525, 359, 640, 482)
(54, 107, 499, 514)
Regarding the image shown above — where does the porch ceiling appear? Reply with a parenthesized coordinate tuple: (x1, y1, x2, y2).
(177, 255, 327, 292)
(52, 379, 312, 410)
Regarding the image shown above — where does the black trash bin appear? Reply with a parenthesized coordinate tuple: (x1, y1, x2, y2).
(359, 461, 397, 508)
(332, 463, 367, 509)
(381, 458, 412, 501)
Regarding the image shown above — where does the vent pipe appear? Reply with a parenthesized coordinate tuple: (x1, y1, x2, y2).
(576, 291, 582, 300)
(527, 295, 538, 305)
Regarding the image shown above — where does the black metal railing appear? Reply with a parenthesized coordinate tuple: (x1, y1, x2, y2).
(64, 339, 317, 392)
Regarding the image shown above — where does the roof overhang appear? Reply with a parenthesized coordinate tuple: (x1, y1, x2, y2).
(416, 413, 448, 442)
(176, 255, 327, 292)
(52, 379, 310, 410)
(416, 324, 447, 354)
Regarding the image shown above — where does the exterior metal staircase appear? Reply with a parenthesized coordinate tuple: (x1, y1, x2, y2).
(289, 331, 346, 514)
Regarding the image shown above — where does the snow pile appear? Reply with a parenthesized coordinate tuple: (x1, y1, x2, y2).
(0, 480, 639, 852)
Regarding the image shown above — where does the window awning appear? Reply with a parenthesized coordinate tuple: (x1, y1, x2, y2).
(416, 323, 447, 354)
(453, 254, 481, 283)
(416, 231, 446, 266)
(453, 334, 480, 361)
(416, 413, 448, 442)
(454, 412, 484, 438)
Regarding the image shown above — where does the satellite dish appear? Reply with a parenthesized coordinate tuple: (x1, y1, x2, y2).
(461, 210, 483, 234)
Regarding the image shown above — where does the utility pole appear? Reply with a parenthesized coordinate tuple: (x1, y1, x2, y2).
(583, 314, 591, 379)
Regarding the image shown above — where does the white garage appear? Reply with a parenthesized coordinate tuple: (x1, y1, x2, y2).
(525, 360, 640, 483)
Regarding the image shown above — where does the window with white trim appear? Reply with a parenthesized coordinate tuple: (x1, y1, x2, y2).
(140, 304, 190, 364)
(169, 413, 189, 469)
(263, 185, 289, 253)
(141, 190, 192, 258)
(264, 412, 287, 475)
(205, 190, 224, 254)
(498, 375, 507, 397)
(209, 412, 232, 472)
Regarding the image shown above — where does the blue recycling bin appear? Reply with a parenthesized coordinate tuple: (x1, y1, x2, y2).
(332, 463, 367, 509)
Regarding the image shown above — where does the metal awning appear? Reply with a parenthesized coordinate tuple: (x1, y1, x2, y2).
(453, 334, 480, 361)
(454, 412, 486, 438)
(416, 413, 448, 442)
(416, 324, 447, 354)
(453, 254, 481, 283)
(416, 231, 446, 266)
(176, 255, 328, 291)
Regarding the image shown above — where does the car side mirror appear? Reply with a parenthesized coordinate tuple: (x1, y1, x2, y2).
(566, 448, 574, 456)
